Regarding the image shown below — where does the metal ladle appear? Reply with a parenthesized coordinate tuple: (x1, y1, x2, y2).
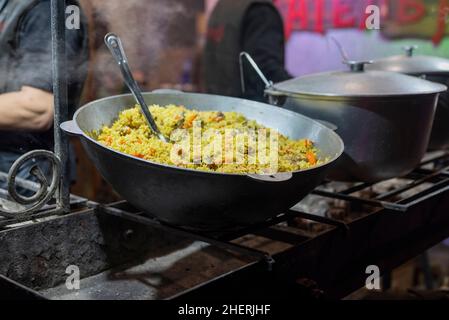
(328, 36, 373, 70)
(239, 52, 274, 94)
(104, 33, 169, 142)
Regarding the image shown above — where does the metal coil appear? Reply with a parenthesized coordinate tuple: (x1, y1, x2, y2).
(0, 150, 61, 219)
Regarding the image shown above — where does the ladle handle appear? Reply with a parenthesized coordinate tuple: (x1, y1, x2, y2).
(239, 52, 273, 93)
(329, 36, 372, 72)
(329, 36, 350, 62)
(104, 33, 167, 142)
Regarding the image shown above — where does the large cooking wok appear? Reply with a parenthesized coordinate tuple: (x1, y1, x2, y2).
(61, 92, 344, 230)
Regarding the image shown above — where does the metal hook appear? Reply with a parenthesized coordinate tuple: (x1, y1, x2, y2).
(329, 36, 372, 72)
(239, 52, 273, 94)
(0, 150, 61, 219)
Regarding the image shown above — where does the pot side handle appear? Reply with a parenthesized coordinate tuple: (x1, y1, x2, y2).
(265, 89, 287, 106)
(265, 88, 284, 97)
(247, 172, 293, 183)
(60, 120, 83, 137)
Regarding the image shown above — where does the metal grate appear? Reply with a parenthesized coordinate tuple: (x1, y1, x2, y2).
(99, 151, 449, 269)
(313, 152, 449, 212)
(100, 200, 350, 271)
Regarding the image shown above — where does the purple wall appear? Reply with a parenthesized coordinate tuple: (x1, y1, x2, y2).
(285, 30, 449, 77)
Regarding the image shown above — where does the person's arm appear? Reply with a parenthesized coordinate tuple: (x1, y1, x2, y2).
(0, 86, 54, 131)
(0, 0, 55, 132)
(242, 3, 292, 83)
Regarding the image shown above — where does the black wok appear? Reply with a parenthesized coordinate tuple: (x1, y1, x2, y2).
(61, 92, 344, 230)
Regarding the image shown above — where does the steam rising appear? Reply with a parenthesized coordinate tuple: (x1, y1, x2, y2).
(82, 0, 197, 98)
(0, 0, 195, 101)
(90, 0, 186, 66)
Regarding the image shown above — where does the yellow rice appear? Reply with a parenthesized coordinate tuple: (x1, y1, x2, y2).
(97, 104, 324, 174)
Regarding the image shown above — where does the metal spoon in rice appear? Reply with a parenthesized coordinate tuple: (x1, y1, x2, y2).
(104, 33, 169, 143)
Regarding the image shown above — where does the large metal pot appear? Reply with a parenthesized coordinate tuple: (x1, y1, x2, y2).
(367, 46, 449, 150)
(264, 61, 447, 183)
(61, 92, 344, 230)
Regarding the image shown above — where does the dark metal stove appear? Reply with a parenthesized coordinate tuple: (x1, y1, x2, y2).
(1, 152, 449, 300)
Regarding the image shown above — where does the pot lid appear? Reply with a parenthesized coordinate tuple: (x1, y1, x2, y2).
(367, 46, 449, 75)
(270, 61, 447, 98)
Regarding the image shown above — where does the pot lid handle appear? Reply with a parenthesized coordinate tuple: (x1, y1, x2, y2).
(343, 60, 374, 72)
(403, 45, 419, 57)
(239, 52, 273, 93)
(330, 37, 372, 72)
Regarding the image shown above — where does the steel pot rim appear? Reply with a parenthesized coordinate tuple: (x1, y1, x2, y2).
(266, 85, 448, 101)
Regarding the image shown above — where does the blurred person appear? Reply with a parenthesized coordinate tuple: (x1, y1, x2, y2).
(0, 0, 88, 188)
(203, 0, 292, 102)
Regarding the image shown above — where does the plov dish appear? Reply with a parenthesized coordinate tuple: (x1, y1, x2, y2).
(96, 104, 324, 174)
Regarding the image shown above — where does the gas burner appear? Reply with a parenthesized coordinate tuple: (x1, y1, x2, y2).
(312, 152, 449, 213)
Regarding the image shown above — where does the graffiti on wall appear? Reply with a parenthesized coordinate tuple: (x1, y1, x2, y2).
(274, 0, 449, 45)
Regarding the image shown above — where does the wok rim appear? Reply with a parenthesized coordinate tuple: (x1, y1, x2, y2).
(72, 92, 345, 178)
